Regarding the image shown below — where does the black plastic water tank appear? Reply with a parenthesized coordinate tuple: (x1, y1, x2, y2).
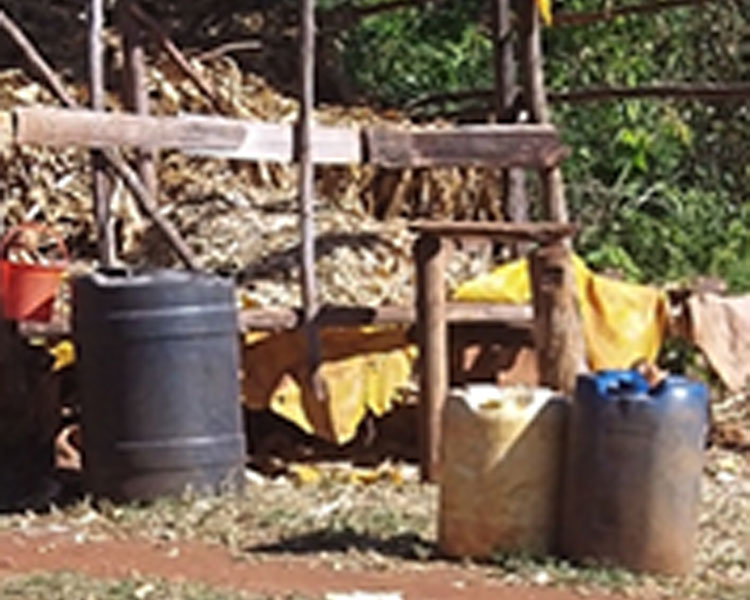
(73, 269, 246, 502)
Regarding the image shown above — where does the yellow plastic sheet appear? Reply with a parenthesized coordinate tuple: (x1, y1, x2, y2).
(455, 254, 669, 371)
(242, 327, 415, 445)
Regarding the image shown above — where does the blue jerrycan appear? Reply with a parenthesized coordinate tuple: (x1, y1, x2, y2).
(560, 369, 709, 574)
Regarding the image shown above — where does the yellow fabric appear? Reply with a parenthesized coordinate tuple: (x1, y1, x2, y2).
(536, 0, 553, 25)
(242, 327, 415, 445)
(454, 254, 669, 370)
(52, 251, 666, 445)
(50, 339, 75, 372)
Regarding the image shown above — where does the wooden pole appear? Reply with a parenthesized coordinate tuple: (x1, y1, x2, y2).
(414, 233, 447, 483)
(127, 2, 225, 114)
(299, 0, 327, 403)
(120, 0, 159, 201)
(516, 3, 585, 391)
(491, 0, 516, 123)
(0, 9, 197, 269)
(518, 0, 567, 223)
(529, 242, 587, 396)
(89, 0, 115, 267)
(491, 0, 527, 255)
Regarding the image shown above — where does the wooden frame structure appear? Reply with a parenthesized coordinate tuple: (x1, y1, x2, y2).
(0, 0, 585, 482)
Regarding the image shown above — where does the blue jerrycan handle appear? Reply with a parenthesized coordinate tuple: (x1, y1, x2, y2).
(595, 369, 650, 398)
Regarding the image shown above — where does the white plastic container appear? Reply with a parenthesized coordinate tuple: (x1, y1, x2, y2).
(438, 384, 568, 558)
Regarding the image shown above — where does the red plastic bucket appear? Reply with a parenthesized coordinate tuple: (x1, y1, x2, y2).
(0, 224, 68, 322)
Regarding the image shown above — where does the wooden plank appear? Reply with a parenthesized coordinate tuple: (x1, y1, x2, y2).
(238, 302, 534, 331)
(366, 124, 566, 169)
(409, 220, 575, 243)
(13, 107, 362, 164)
(11, 108, 566, 169)
(21, 303, 533, 338)
(414, 233, 447, 483)
(529, 242, 587, 395)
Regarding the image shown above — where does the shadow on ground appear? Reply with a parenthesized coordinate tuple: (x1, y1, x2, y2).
(249, 527, 437, 561)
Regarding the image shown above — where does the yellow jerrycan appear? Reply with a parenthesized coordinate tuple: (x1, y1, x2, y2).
(438, 384, 568, 558)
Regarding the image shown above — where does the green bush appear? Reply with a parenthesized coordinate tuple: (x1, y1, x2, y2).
(332, 0, 750, 290)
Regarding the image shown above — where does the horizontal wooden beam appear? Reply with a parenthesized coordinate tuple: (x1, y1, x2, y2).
(19, 302, 532, 338)
(409, 220, 576, 243)
(13, 107, 362, 164)
(240, 302, 533, 331)
(366, 124, 566, 168)
(8, 107, 565, 168)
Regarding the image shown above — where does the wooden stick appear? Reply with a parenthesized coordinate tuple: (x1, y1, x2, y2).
(20, 302, 535, 339)
(192, 40, 263, 63)
(414, 233, 447, 483)
(0, 8, 198, 269)
(128, 1, 225, 114)
(0, 10, 75, 107)
(518, 0, 568, 224)
(491, 0, 527, 256)
(120, 0, 159, 201)
(299, 0, 327, 404)
(409, 219, 576, 243)
(100, 146, 197, 268)
(89, 0, 115, 267)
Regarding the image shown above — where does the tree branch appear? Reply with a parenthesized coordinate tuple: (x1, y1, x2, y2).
(555, 0, 721, 28)
(408, 82, 750, 117)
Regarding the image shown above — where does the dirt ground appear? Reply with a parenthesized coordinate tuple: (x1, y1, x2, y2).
(0, 531, 621, 600)
(0, 443, 746, 599)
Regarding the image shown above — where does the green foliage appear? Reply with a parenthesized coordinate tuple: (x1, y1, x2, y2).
(576, 183, 750, 292)
(333, 0, 750, 290)
(341, 0, 489, 105)
(546, 0, 750, 290)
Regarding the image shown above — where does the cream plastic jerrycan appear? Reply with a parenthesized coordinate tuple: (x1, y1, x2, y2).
(438, 384, 568, 559)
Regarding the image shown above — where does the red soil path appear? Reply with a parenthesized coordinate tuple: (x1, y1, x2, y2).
(0, 532, 626, 600)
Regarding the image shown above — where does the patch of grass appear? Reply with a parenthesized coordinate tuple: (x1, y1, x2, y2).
(0, 572, 310, 600)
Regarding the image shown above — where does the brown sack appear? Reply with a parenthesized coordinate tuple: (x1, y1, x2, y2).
(687, 293, 750, 392)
